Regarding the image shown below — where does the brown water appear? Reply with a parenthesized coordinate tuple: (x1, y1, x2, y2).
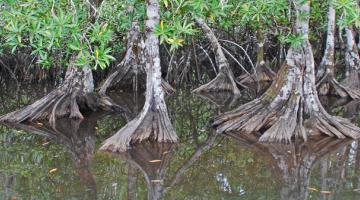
(1, 85, 360, 200)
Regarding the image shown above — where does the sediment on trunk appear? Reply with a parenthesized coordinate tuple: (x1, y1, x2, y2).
(316, 3, 360, 99)
(100, 0, 178, 152)
(213, 0, 360, 143)
(192, 17, 240, 95)
(238, 30, 275, 85)
(0, 54, 118, 126)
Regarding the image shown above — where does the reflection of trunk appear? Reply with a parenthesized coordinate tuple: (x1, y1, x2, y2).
(117, 130, 218, 199)
(214, 1, 360, 142)
(330, 146, 349, 200)
(0, 54, 117, 126)
(196, 92, 240, 113)
(192, 18, 240, 95)
(354, 142, 360, 189)
(319, 157, 329, 200)
(0, 174, 15, 200)
(3, 113, 103, 199)
(100, 0, 178, 152)
(118, 143, 174, 200)
(228, 133, 351, 200)
(127, 164, 138, 200)
(315, 2, 360, 98)
(239, 30, 275, 84)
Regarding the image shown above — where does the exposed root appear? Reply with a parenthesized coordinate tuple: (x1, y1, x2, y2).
(238, 62, 275, 85)
(98, 22, 175, 95)
(192, 69, 240, 94)
(0, 55, 119, 126)
(316, 72, 360, 99)
(192, 17, 240, 95)
(214, 43, 360, 142)
(100, 99, 178, 152)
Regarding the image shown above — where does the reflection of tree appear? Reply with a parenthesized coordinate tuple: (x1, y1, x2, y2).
(115, 130, 219, 200)
(0, 173, 15, 200)
(196, 92, 241, 113)
(2, 113, 105, 200)
(227, 133, 352, 200)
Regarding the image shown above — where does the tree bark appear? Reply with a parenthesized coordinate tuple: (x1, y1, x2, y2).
(100, 0, 178, 152)
(238, 30, 275, 85)
(98, 21, 174, 95)
(316, 2, 360, 99)
(98, 21, 146, 95)
(192, 17, 240, 95)
(0, 54, 117, 126)
(341, 26, 360, 97)
(213, 0, 360, 143)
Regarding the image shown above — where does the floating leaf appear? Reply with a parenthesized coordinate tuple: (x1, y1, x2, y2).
(42, 141, 50, 146)
(149, 160, 162, 163)
(308, 187, 319, 192)
(151, 179, 162, 183)
(49, 168, 58, 173)
(320, 191, 333, 195)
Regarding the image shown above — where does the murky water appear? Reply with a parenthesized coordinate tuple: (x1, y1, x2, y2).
(1, 86, 360, 200)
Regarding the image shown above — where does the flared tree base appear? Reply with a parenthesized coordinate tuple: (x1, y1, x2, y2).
(100, 100, 178, 152)
(193, 71, 240, 95)
(214, 57, 360, 143)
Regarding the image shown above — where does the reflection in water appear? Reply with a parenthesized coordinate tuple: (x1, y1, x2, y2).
(114, 130, 220, 200)
(1, 89, 360, 199)
(2, 113, 105, 199)
(228, 133, 352, 200)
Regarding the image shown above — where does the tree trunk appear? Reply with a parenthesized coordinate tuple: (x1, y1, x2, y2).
(192, 18, 240, 95)
(98, 21, 174, 95)
(98, 21, 146, 95)
(341, 26, 360, 97)
(316, 2, 360, 99)
(0, 54, 117, 126)
(100, 0, 178, 152)
(213, 0, 360, 142)
(238, 30, 275, 85)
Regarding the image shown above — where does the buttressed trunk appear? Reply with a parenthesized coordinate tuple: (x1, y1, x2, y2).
(316, 2, 360, 99)
(239, 29, 275, 85)
(98, 21, 174, 95)
(192, 17, 240, 95)
(100, 0, 178, 152)
(98, 21, 146, 95)
(0, 54, 116, 126)
(341, 26, 360, 96)
(213, 0, 360, 142)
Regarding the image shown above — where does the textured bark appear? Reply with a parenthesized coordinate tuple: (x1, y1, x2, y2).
(341, 26, 360, 97)
(0, 54, 118, 126)
(100, 0, 178, 152)
(192, 18, 240, 95)
(99, 22, 146, 95)
(238, 30, 275, 85)
(98, 22, 174, 95)
(213, 0, 360, 142)
(316, 3, 360, 99)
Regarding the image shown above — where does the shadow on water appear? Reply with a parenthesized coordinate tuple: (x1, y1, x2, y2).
(1, 87, 360, 199)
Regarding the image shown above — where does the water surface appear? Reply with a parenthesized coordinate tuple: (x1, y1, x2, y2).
(1, 86, 360, 200)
